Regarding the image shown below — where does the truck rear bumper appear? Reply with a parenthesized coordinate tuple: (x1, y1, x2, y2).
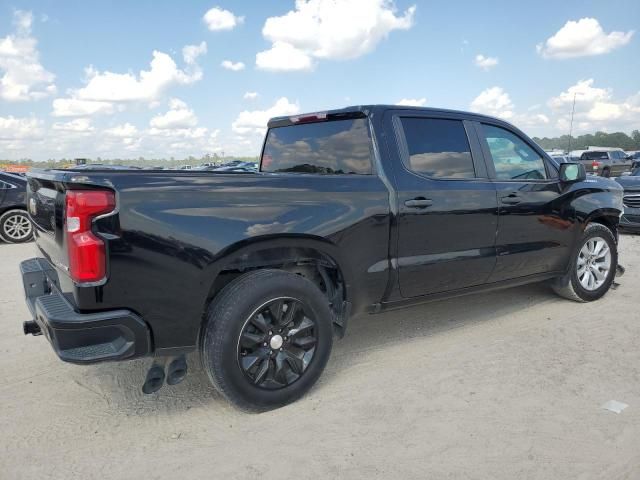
(21, 258, 151, 364)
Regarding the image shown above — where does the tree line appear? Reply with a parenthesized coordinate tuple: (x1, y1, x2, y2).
(533, 130, 640, 152)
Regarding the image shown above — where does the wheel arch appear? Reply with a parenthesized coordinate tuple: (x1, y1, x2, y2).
(0, 204, 27, 216)
(584, 209, 620, 241)
(201, 235, 354, 338)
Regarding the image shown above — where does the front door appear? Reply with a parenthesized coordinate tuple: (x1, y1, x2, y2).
(476, 122, 575, 282)
(385, 112, 499, 298)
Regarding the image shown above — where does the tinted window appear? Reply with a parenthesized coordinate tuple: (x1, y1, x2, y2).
(482, 124, 547, 180)
(261, 118, 372, 174)
(583, 151, 608, 160)
(400, 118, 475, 178)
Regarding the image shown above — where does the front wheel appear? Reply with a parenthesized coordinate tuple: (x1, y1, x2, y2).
(200, 269, 334, 412)
(551, 223, 618, 302)
(0, 209, 33, 243)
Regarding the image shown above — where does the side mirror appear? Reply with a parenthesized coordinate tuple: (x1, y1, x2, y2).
(559, 162, 586, 183)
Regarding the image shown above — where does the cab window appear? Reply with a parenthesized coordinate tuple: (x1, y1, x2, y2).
(482, 124, 547, 180)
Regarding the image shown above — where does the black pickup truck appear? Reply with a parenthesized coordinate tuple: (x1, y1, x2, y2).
(21, 105, 624, 411)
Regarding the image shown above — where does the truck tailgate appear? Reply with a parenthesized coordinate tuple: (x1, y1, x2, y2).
(27, 171, 68, 270)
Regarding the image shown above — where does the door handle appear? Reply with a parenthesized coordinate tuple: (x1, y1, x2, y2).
(404, 198, 433, 208)
(500, 194, 522, 205)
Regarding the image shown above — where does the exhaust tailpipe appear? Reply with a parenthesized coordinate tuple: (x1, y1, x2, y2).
(23, 320, 42, 336)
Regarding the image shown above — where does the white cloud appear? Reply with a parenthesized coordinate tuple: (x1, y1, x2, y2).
(256, 41, 315, 72)
(77, 48, 204, 102)
(203, 7, 244, 31)
(256, 0, 415, 71)
(0, 10, 56, 101)
(51, 43, 206, 117)
(548, 79, 640, 133)
(182, 41, 207, 65)
(396, 98, 426, 107)
(150, 98, 198, 129)
(104, 123, 138, 138)
(52, 118, 94, 133)
(548, 79, 611, 108)
(512, 113, 550, 128)
(474, 54, 498, 70)
(470, 87, 514, 119)
(0, 115, 44, 139)
(221, 60, 245, 71)
(243, 91, 259, 100)
(51, 98, 115, 117)
(537, 18, 633, 59)
(232, 97, 300, 135)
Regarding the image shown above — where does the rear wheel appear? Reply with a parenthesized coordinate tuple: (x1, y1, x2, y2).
(601, 167, 611, 178)
(0, 209, 33, 243)
(551, 223, 617, 302)
(200, 269, 333, 412)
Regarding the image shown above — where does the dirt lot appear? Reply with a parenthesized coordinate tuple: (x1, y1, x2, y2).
(1, 236, 639, 480)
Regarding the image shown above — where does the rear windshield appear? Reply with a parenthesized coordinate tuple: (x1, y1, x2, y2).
(261, 118, 373, 175)
(584, 151, 608, 160)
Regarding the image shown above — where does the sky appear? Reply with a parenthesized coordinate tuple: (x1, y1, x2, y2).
(0, 0, 639, 161)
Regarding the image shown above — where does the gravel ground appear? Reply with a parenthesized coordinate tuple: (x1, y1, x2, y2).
(1, 235, 639, 480)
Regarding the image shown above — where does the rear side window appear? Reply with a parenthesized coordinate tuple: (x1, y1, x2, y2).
(583, 151, 607, 160)
(399, 117, 475, 178)
(261, 118, 373, 174)
(482, 124, 547, 180)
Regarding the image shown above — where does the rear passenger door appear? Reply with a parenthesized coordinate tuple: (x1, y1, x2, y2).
(384, 111, 499, 298)
(476, 122, 572, 282)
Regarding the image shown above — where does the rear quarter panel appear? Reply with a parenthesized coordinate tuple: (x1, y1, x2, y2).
(68, 172, 391, 352)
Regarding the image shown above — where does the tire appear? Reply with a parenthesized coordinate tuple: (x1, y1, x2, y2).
(601, 167, 610, 178)
(0, 209, 33, 243)
(551, 223, 618, 302)
(200, 269, 334, 412)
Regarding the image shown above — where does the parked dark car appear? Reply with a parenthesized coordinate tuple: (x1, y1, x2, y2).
(578, 150, 632, 177)
(21, 105, 624, 411)
(615, 167, 640, 232)
(0, 172, 33, 243)
(626, 151, 640, 169)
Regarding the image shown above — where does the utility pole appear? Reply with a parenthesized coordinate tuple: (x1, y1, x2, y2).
(567, 92, 576, 153)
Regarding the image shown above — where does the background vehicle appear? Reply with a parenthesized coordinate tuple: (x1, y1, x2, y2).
(21, 105, 624, 411)
(626, 151, 640, 169)
(0, 172, 33, 243)
(71, 164, 141, 170)
(205, 161, 258, 173)
(615, 167, 640, 232)
(579, 149, 632, 177)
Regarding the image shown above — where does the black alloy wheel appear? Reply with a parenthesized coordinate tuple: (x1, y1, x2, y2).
(238, 297, 317, 389)
(200, 269, 334, 412)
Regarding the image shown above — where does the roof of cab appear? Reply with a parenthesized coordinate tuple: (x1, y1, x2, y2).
(267, 104, 504, 128)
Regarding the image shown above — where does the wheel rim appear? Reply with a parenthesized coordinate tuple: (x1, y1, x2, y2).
(3, 213, 32, 241)
(237, 297, 317, 390)
(577, 236, 611, 291)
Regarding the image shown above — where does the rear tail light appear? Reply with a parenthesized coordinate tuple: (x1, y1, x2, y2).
(65, 190, 115, 283)
(592, 160, 600, 171)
